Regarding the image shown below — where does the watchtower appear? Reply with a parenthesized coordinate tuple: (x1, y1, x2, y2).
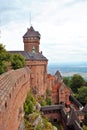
(23, 26, 40, 53)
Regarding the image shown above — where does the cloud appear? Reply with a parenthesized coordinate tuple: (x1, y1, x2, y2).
(0, 0, 87, 63)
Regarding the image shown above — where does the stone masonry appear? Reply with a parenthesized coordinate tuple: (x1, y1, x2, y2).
(0, 67, 30, 130)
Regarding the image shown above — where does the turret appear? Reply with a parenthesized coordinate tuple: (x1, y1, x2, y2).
(23, 26, 40, 53)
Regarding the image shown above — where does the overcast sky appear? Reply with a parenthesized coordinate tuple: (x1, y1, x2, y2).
(0, 0, 87, 64)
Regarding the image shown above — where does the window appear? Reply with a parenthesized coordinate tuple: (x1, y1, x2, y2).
(5, 102, 7, 108)
(9, 93, 11, 98)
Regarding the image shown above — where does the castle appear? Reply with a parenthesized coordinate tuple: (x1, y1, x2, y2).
(9, 26, 48, 96)
(0, 26, 87, 130)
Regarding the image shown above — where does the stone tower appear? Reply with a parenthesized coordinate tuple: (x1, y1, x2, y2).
(9, 26, 48, 95)
(23, 26, 40, 53)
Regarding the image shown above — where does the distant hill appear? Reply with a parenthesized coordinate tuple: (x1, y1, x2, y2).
(48, 63, 87, 80)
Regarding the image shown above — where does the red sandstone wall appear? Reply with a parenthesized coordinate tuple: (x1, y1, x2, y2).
(26, 60, 48, 95)
(24, 38, 40, 53)
(0, 67, 30, 130)
(59, 84, 70, 105)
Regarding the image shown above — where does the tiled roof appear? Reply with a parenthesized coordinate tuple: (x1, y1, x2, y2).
(9, 51, 48, 61)
(55, 70, 62, 78)
(69, 95, 83, 108)
(23, 26, 40, 38)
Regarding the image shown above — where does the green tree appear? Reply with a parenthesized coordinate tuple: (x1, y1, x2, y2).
(0, 44, 7, 58)
(76, 86, 87, 105)
(84, 113, 87, 126)
(0, 44, 25, 74)
(0, 44, 8, 74)
(0, 61, 7, 74)
(11, 54, 25, 70)
(70, 74, 85, 93)
(63, 77, 71, 87)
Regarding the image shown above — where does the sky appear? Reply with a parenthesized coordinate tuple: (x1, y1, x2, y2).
(0, 0, 87, 64)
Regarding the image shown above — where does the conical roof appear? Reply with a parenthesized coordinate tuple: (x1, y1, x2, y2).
(23, 26, 40, 38)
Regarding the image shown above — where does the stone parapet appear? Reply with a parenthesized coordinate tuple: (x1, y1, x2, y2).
(0, 67, 30, 130)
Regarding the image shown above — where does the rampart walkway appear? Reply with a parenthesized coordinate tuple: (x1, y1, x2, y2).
(0, 67, 30, 130)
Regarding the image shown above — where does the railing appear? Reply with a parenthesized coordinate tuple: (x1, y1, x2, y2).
(74, 120, 82, 130)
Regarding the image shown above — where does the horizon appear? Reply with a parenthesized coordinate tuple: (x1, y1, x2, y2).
(0, 0, 87, 64)
(48, 61, 87, 65)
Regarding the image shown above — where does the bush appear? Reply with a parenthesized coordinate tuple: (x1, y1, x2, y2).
(46, 98, 52, 105)
(35, 124, 42, 130)
(0, 61, 7, 74)
(40, 100, 47, 106)
(24, 100, 34, 114)
(24, 91, 36, 114)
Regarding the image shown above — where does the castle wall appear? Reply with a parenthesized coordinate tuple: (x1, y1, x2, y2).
(59, 84, 70, 105)
(26, 60, 48, 95)
(0, 67, 30, 130)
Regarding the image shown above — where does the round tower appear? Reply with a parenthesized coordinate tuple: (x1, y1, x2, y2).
(23, 26, 40, 53)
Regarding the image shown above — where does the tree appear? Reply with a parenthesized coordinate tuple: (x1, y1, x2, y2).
(70, 74, 85, 93)
(0, 61, 7, 74)
(76, 86, 87, 105)
(11, 54, 25, 70)
(84, 113, 87, 126)
(0, 44, 7, 56)
(63, 77, 71, 87)
(0, 44, 8, 74)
